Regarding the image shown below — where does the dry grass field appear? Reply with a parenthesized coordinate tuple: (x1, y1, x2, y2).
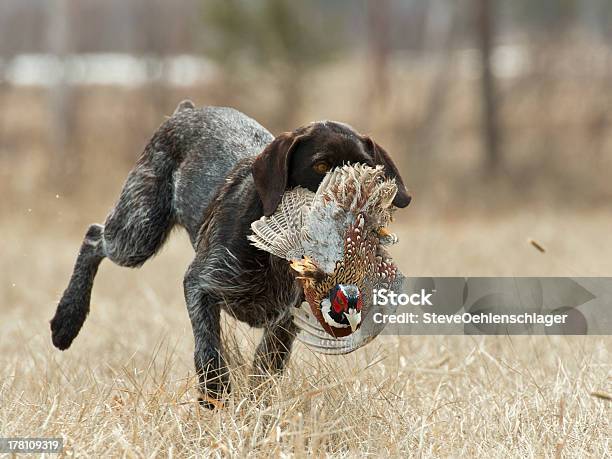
(1, 204, 610, 457)
(1, 67, 611, 456)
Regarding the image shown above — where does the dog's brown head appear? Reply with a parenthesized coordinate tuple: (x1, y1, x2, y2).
(252, 121, 411, 216)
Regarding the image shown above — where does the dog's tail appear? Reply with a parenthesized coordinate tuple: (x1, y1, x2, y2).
(51, 223, 105, 350)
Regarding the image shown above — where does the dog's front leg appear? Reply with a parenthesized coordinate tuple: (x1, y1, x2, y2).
(183, 263, 230, 409)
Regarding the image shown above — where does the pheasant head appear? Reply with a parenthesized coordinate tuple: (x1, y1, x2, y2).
(322, 284, 363, 333)
(249, 164, 402, 339)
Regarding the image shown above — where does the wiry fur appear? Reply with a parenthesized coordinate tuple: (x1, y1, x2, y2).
(50, 102, 410, 407)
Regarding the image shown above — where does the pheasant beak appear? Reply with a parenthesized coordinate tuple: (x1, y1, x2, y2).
(346, 310, 360, 333)
(377, 227, 392, 238)
(377, 227, 398, 245)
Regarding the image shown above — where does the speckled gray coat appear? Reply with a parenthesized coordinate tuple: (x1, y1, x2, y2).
(50, 101, 411, 406)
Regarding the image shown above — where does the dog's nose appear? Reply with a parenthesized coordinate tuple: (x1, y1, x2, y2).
(393, 192, 412, 208)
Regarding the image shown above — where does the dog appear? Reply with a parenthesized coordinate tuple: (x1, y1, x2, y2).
(50, 101, 411, 407)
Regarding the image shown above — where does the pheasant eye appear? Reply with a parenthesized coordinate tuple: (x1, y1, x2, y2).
(313, 161, 331, 174)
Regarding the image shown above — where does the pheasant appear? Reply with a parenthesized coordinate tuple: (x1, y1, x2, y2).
(248, 164, 405, 354)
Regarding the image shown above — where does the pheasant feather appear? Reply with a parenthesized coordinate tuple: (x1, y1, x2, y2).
(248, 187, 313, 260)
(249, 164, 404, 352)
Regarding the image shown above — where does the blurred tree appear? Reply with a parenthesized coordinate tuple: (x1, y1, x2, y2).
(417, 0, 458, 158)
(475, 0, 501, 173)
(367, 0, 391, 106)
(508, 0, 578, 35)
(141, 0, 172, 123)
(505, 0, 612, 43)
(201, 0, 340, 128)
(0, 1, 11, 153)
(47, 0, 77, 188)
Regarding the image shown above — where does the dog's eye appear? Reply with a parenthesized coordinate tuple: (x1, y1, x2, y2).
(313, 161, 331, 174)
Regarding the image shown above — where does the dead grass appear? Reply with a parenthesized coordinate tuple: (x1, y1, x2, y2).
(1, 208, 610, 457)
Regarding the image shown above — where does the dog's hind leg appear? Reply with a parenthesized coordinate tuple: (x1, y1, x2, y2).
(51, 148, 178, 350)
(50, 223, 105, 350)
(249, 314, 296, 403)
(101, 150, 176, 268)
(253, 314, 297, 378)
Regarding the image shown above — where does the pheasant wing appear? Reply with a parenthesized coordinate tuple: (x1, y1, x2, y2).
(248, 187, 314, 260)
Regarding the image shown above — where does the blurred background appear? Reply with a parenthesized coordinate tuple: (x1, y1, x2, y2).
(2, 0, 612, 214)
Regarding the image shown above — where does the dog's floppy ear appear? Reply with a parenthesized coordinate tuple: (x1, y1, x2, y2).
(364, 136, 412, 208)
(252, 132, 301, 216)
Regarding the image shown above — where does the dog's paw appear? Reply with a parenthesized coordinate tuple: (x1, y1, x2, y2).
(50, 299, 87, 350)
(50, 315, 77, 350)
(198, 395, 225, 410)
